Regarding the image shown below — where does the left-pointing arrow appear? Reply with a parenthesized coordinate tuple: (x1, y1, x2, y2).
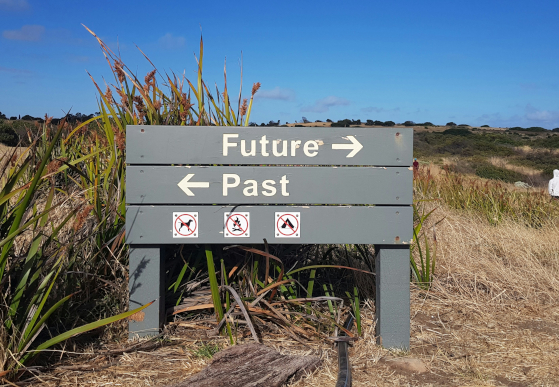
(177, 174, 210, 196)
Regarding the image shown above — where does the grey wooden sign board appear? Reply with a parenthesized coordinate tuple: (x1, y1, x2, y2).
(127, 166, 412, 205)
(126, 125, 412, 350)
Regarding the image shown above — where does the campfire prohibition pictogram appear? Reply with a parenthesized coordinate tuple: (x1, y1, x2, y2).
(224, 212, 250, 237)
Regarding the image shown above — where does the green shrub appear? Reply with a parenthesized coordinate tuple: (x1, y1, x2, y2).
(442, 128, 472, 136)
(474, 163, 524, 183)
(509, 126, 547, 132)
(0, 121, 19, 146)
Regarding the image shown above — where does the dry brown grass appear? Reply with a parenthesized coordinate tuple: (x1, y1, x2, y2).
(18, 201, 559, 387)
(487, 156, 542, 178)
(0, 143, 20, 159)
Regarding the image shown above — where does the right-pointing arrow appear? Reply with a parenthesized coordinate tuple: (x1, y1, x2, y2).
(332, 135, 363, 158)
(177, 174, 210, 196)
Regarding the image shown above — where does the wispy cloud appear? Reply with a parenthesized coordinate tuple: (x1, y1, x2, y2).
(256, 87, 295, 101)
(301, 96, 350, 113)
(0, 66, 32, 74)
(519, 82, 559, 91)
(2, 25, 44, 41)
(0, 0, 29, 11)
(524, 104, 559, 124)
(519, 82, 539, 91)
(158, 33, 185, 49)
(360, 106, 400, 113)
(69, 55, 90, 63)
(475, 104, 559, 128)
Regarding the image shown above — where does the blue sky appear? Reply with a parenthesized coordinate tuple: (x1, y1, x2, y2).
(1, 0, 558, 128)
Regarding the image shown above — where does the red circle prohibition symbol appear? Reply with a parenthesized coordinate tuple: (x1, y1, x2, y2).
(174, 214, 197, 236)
(277, 214, 299, 236)
(226, 214, 248, 235)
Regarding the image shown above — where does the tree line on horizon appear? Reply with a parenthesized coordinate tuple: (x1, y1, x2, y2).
(0, 111, 97, 125)
(248, 117, 559, 131)
(3, 110, 558, 130)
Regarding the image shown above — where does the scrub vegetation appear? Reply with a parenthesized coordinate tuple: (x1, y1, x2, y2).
(414, 128, 559, 182)
(1, 27, 559, 387)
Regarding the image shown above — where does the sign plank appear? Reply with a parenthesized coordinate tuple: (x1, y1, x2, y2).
(126, 166, 412, 205)
(126, 126, 412, 166)
(126, 205, 412, 245)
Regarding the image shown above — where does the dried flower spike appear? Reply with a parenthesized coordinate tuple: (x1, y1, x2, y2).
(240, 98, 248, 117)
(104, 86, 113, 103)
(114, 60, 126, 83)
(73, 204, 95, 232)
(251, 82, 261, 96)
(144, 69, 156, 85)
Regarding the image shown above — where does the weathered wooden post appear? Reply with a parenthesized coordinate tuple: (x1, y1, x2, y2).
(125, 125, 412, 349)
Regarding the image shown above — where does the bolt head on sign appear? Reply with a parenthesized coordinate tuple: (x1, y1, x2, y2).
(275, 212, 300, 238)
(224, 212, 250, 237)
(173, 212, 198, 238)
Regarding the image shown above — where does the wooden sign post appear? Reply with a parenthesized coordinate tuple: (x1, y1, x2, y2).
(126, 125, 413, 349)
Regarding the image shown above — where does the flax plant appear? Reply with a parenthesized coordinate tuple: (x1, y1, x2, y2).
(410, 203, 439, 290)
(82, 25, 260, 131)
(75, 26, 262, 342)
(1, 24, 262, 381)
(0, 120, 149, 380)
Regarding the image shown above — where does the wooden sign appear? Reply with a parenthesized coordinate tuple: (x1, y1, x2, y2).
(125, 125, 413, 350)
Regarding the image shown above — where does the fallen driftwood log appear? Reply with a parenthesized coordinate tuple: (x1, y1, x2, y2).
(166, 343, 321, 387)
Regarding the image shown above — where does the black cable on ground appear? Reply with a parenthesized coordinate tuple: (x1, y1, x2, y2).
(335, 315, 355, 387)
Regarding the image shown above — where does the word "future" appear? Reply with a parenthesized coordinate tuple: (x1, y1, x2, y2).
(223, 134, 320, 157)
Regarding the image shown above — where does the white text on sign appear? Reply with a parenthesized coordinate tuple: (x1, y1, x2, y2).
(177, 174, 290, 197)
(222, 134, 363, 158)
(223, 174, 289, 196)
(223, 134, 319, 158)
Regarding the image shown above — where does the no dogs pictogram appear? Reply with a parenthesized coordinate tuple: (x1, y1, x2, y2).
(275, 212, 300, 238)
(224, 212, 250, 237)
(173, 212, 198, 238)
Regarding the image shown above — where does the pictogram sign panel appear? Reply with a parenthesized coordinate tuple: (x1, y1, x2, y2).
(173, 212, 198, 238)
(275, 212, 300, 238)
(224, 212, 250, 238)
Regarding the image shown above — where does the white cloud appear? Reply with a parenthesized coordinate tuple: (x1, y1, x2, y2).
(0, 0, 29, 10)
(158, 33, 185, 49)
(2, 25, 44, 41)
(301, 96, 350, 113)
(361, 106, 400, 113)
(256, 87, 295, 101)
(474, 104, 559, 128)
(524, 104, 559, 124)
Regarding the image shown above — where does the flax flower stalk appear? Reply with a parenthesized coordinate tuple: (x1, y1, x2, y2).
(243, 82, 260, 126)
